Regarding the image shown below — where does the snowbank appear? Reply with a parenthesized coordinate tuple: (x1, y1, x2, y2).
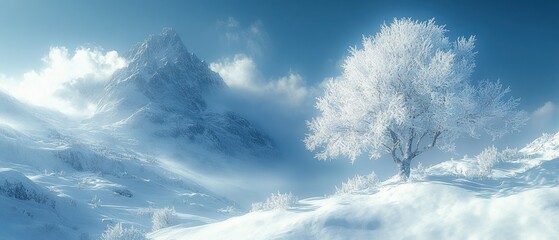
(150, 133, 559, 240)
(150, 182, 559, 240)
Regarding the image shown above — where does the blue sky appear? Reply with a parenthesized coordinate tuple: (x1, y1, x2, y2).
(0, 0, 558, 188)
(1, 0, 558, 109)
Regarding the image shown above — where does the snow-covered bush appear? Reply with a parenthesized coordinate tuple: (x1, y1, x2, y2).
(152, 207, 177, 231)
(136, 207, 153, 216)
(251, 192, 297, 211)
(410, 162, 427, 181)
(100, 223, 147, 240)
(217, 205, 241, 214)
(476, 146, 500, 177)
(335, 172, 379, 195)
(90, 194, 102, 208)
(451, 146, 525, 179)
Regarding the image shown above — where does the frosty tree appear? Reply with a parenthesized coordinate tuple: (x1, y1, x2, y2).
(305, 18, 527, 180)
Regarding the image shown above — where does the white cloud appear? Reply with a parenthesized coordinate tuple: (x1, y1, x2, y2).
(265, 73, 308, 106)
(210, 54, 309, 106)
(530, 101, 558, 133)
(0, 47, 127, 117)
(533, 101, 555, 118)
(217, 17, 268, 55)
(209, 54, 261, 92)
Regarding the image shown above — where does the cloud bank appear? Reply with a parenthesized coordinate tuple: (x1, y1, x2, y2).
(0, 47, 127, 117)
(210, 54, 310, 106)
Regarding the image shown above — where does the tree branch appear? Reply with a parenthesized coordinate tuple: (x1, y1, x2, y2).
(415, 130, 429, 153)
(381, 143, 392, 153)
(405, 128, 414, 159)
(430, 130, 442, 148)
(387, 128, 402, 163)
(391, 148, 401, 164)
(413, 130, 442, 157)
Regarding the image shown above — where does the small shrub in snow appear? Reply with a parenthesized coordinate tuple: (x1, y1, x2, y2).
(410, 162, 427, 181)
(152, 207, 177, 231)
(454, 146, 525, 179)
(218, 205, 240, 214)
(136, 207, 153, 216)
(476, 146, 500, 177)
(100, 223, 147, 240)
(335, 172, 379, 195)
(90, 195, 101, 208)
(251, 192, 297, 211)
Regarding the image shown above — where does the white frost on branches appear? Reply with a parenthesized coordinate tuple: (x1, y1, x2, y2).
(152, 207, 177, 231)
(305, 18, 527, 179)
(335, 172, 379, 195)
(251, 192, 298, 211)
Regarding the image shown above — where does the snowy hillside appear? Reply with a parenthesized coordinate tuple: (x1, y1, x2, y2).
(0, 90, 242, 239)
(0, 29, 280, 239)
(150, 133, 559, 240)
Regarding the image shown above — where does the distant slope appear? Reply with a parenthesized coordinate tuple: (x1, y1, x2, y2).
(150, 132, 559, 240)
(0, 119, 241, 239)
(0, 134, 241, 238)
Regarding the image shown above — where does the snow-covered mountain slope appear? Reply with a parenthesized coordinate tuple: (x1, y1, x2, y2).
(0, 107, 241, 239)
(0, 29, 279, 238)
(150, 133, 559, 240)
(520, 131, 559, 159)
(92, 28, 274, 156)
(96, 28, 223, 118)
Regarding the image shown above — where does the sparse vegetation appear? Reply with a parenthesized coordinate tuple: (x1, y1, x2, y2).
(152, 207, 177, 231)
(335, 172, 379, 195)
(100, 223, 147, 240)
(251, 192, 297, 211)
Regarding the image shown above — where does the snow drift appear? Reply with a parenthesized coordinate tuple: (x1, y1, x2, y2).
(150, 132, 559, 240)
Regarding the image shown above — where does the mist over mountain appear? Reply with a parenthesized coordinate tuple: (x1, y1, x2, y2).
(0, 28, 283, 239)
(92, 28, 274, 157)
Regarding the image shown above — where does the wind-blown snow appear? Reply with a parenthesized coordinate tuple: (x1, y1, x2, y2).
(0, 28, 279, 239)
(0, 110, 240, 239)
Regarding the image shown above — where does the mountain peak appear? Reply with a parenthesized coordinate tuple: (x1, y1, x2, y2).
(127, 28, 191, 67)
(96, 28, 225, 117)
(146, 27, 182, 50)
(160, 27, 179, 38)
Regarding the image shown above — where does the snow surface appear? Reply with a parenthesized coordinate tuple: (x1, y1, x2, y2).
(150, 132, 559, 240)
(0, 106, 242, 239)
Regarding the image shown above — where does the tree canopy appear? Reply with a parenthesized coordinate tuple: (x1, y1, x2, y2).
(305, 18, 527, 179)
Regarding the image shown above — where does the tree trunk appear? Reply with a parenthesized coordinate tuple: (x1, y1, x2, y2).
(398, 158, 412, 180)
